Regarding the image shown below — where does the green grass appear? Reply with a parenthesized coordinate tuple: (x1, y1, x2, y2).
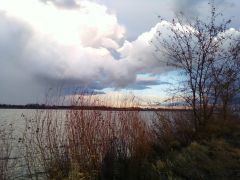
(153, 115, 240, 180)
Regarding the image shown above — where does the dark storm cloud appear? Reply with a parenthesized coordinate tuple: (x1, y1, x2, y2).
(41, 0, 79, 8)
(127, 78, 171, 90)
(0, 13, 45, 104)
(172, 0, 234, 17)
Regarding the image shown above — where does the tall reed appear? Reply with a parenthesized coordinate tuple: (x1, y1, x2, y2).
(20, 94, 153, 179)
(0, 123, 17, 180)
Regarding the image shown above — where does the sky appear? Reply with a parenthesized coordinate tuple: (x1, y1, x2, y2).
(0, 0, 240, 104)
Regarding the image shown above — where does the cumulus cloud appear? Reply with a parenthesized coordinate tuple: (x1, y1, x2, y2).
(118, 21, 175, 75)
(0, 0, 239, 104)
(0, 0, 166, 103)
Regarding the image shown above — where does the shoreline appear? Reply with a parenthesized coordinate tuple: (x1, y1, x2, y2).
(0, 105, 190, 111)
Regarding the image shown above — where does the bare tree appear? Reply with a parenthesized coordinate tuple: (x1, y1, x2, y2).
(213, 37, 240, 120)
(153, 2, 240, 128)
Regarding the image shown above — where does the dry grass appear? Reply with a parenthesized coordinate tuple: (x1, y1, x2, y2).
(3, 93, 239, 179)
(20, 94, 153, 179)
(0, 123, 17, 180)
(152, 111, 195, 152)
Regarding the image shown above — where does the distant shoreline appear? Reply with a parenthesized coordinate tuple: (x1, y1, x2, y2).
(0, 104, 190, 111)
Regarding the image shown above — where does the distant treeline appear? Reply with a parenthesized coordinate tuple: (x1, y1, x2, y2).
(0, 103, 190, 111)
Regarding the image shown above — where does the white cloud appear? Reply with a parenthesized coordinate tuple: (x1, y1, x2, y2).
(0, 0, 239, 104)
(1, 0, 125, 48)
(118, 21, 175, 75)
(0, 0, 128, 103)
(0, 0, 170, 93)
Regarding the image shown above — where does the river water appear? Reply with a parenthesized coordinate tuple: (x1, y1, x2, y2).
(0, 108, 158, 130)
(0, 108, 160, 179)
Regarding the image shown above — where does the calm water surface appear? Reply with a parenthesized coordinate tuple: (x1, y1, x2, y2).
(0, 109, 167, 179)
(0, 109, 156, 126)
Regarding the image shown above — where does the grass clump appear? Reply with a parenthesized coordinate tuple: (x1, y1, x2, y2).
(153, 114, 240, 179)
